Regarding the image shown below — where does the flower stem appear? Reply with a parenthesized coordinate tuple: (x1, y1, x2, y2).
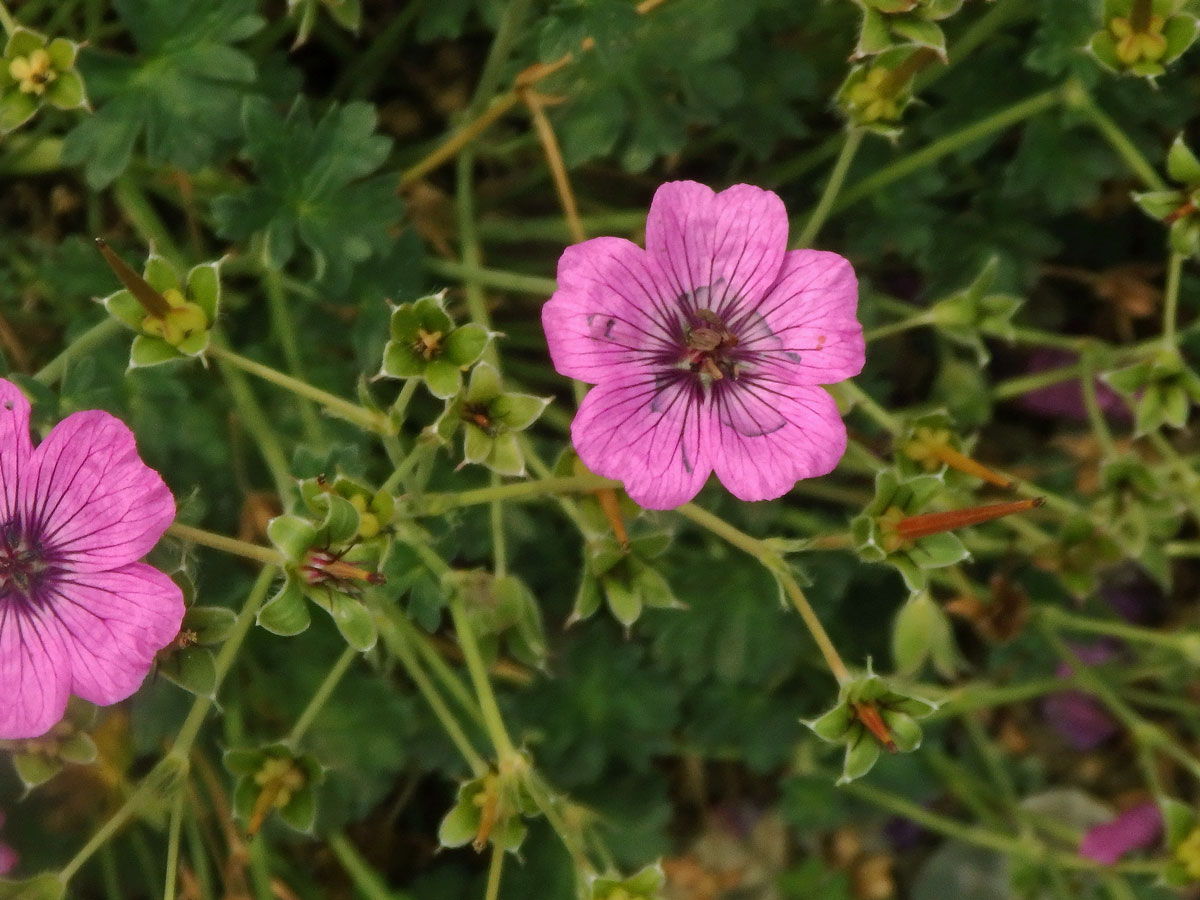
(32, 317, 123, 386)
(835, 87, 1061, 212)
(841, 780, 1160, 875)
(327, 833, 395, 900)
(677, 503, 852, 685)
(409, 474, 619, 513)
(376, 609, 489, 776)
(287, 644, 359, 746)
(1040, 604, 1196, 656)
(163, 787, 185, 900)
(166, 522, 285, 566)
(170, 566, 278, 758)
(484, 844, 506, 900)
(1067, 83, 1166, 191)
(833, 379, 903, 435)
(864, 310, 937, 342)
(1163, 250, 1183, 348)
(262, 269, 323, 443)
(991, 362, 1082, 400)
(207, 342, 391, 434)
(0, 1, 17, 36)
(796, 128, 863, 248)
(424, 257, 558, 296)
(1078, 345, 1118, 460)
(449, 596, 519, 760)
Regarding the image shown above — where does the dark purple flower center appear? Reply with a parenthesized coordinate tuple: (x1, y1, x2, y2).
(0, 519, 51, 607)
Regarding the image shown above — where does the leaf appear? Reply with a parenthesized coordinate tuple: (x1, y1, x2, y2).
(212, 96, 400, 290)
(62, 0, 264, 187)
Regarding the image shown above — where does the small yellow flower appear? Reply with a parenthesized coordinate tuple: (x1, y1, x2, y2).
(8, 48, 57, 96)
(1176, 826, 1200, 880)
(847, 67, 900, 123)
(904, 426, 954, 470)
(1110, 14, 1168, 65)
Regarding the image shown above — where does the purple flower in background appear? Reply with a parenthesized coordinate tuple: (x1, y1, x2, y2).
(1099, 563, 1166, 626)
(542, 181, 865, 509)
(1018, 349, 1130, 423)
(0, 379, 184, 739)
(1080, 802, 1163, 865)
(1042, 641, 1123, 751)
(0, 809, 15, 876)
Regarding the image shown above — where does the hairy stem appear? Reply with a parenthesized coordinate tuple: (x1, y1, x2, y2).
(796, 127, 864, 248)
(167, 522, 285, 566)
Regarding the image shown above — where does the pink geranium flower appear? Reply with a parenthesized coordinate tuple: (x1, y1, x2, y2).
(1080, 801, 1163, 865)
(0, 379, 184, 739)
(542, 181, 864, 509)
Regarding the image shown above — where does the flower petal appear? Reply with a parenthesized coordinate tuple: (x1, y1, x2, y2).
(23, 411, 175, 572)
(737, 249, 864, 386)
(542, 237, 681, 384)
(0, 600, 72, 739)
(1080, 802, 1163, 865)
(45, 563, 184, 706)
(572, 376, 713, 510)
(645, 181, 788, 317)
(710, 382, 847, 502)
(0, 378, 32, 525)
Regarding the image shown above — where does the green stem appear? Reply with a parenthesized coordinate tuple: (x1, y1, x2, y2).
(424, 257, 558, 296)
(211, 347, 295, 503)
(1079, 345, 1118, 460)
(991, 362, 1081, 400)
(208, 342, 391, 434)
(864, 310, 937, 342)
(328, 833, 412, 900)
(287, 644, 359, 745)
(32, 317, 123, 386)
(832, 379, 903, 435)
(113, 176, 186, 263)
(1067, 83, 1166, 191)
(394, 612, 486, 727)
(166, 522, 285, 566)
(475, 211, 647, 243)
(163, 788, 185, 900)
(449, 598, 519, 760)
(0, 1, 16, 35)
(262, 269, 323, 443)
(1163, 251, 1183, 347)
(796, 128, 863, 247)
(377, 610, 489, 776)
(392, 377, 419, 428)
(484, 844, 506, 900)
(842, 780, 1160, 874)
(467, 0, 533, 115)
(171, 567, 278, 758)
(409, 474, 619, 514)
(835, 87, 1061, 212)
(1040, 605, 1194, 656)
(677, 503, 852, 684)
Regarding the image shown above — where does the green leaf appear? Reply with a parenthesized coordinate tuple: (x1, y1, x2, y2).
(256, 577, 311, 636)
(62, 0, 264, 187)
(212, 96, 399, 290)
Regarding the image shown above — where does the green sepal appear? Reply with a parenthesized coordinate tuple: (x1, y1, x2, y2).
(424, 358, 462, 399)
(184, 606, 238, 644)
(381, 342, 423, 378)
(443, 322, 490, 367)
(1168, 133, 1200, 184)
(568, 571, 604, 626)
(12, 752, 63, 789)
(486, 431, 525, 477)
(44, 68, 85, 110)
(492, 392, 550, 431)
(892, 590, 962, 679)
(588, 863, 667, 900)
(187, 261, 222, 323)
(102, 289, 145, 330)
(129, 334, 185, 368)
(889, 16, 946, 57)
(4, 28, 47, 59)
(465, 362, 502, 404)
(1170, 217, 1200, 256)
(256, 576, 312, 636)
(316, 592, 377, 651)
(604, 575, 643, 628)
(267, 515, 319, 562)
(158, 646, 218, 697)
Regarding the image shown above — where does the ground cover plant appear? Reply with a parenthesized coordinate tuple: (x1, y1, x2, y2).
(2, 0, 1200, 897)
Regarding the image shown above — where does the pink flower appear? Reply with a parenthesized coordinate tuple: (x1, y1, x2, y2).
(1080, 801, 1163, 865)
(0, 379, 184, 740)
(542, 181, 864, 509)
(0, 809, 15, 876)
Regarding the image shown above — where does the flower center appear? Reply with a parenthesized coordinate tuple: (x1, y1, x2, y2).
(683, 308, 740, 381)
(9, 49, 57, 96)
(0, 520, 48, 602)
